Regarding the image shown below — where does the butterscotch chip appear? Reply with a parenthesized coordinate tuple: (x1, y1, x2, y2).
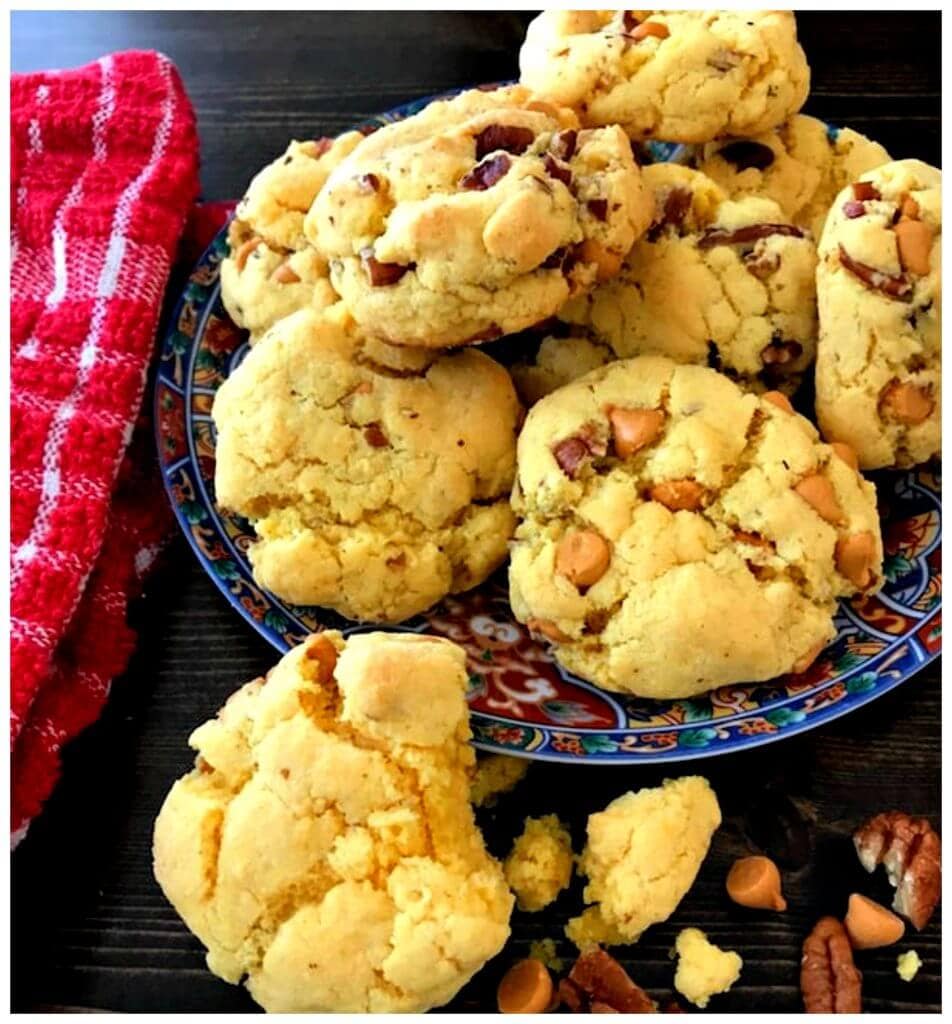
(726, 855, 786, 911)
(498, 959, 553, 1014)
(844, 893, 905, 950)
(556, 529, 612, 589)
(835, 532, 877, 589)
(793, 473, 844, 525)
(650, 479, 706, 512)
(608, 406, 665, 458)
(880, 380, 935, 425)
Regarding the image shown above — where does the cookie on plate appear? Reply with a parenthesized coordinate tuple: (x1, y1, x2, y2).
(694, 114, 891, 241)
(213, 304, 521, 622)
(306, 85, 653, 348)
(153, 630, 513, 1012)
(220, 133, 362, 341)
(816, 159, 941, 469)
(553, 164, 818, 395)
(518, 10, 809, 143)
(509, 356, 884, 699)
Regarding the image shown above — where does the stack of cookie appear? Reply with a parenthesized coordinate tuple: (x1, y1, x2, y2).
(214, 10, 940, 701)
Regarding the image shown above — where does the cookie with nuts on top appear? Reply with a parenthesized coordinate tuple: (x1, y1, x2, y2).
(213, 303, 521, 623)
(815, 159, 941, 469)
(549, 164, 818, 396)
(305, 85, 652, 349)
(508, 356, 884, 699)
(518, 11, 809, 143)
(220, 133, 362, 342)
(694, 114, 891, 242)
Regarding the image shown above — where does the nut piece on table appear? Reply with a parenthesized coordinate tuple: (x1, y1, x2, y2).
(844, 893, 905, 950)
(726, 855, 787, 911)
(853, 811, 941, 930)
(558, 949, 656, 1013)
(497, 958, 554, 1014)
(801, 916, 862, 1013)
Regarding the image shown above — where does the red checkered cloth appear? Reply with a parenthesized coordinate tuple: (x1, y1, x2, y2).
(10, 51, 202, 846)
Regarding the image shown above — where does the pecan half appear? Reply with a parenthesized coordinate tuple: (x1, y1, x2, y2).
(717, 140, 775, 171)
(360, 247, 413, 286)
(698, 223, 804, 249)
(552, 423, 606, 478)
(550, 129, 578, 161)
(801, 917, 862, 1013)
(854, 811, 941, 930)
(460, 153, 511, 191)
(838, 244, 912, 301)
(562, 950, 656, 1014)
(474, 124, 535, 160)
(543, 152, 573, 187)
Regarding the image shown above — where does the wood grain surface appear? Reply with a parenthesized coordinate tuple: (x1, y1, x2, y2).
(11, 10, 941, 1014)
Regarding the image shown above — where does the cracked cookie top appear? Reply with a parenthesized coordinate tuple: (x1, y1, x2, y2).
(153, 631, 513, 1012)
(518, 10, 809, 143)
(694, 114, 892, 241)
(508, 355, 883, 698)
(212, 304, 521, 622)
(815, 159, 941, 469)
(555, 164, 818, 394)
(305, 85, 652, 348)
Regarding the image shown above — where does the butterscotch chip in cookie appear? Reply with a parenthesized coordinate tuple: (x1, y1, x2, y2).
(509, 355, 884, 698)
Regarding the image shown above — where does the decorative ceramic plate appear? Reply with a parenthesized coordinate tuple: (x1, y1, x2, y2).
(155, 92, 942, 763)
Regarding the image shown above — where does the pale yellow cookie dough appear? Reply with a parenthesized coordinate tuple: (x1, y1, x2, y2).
(519, 10, 809, 143)
(695, 114, 891, 241)
(153, 631, 513, 1012)
(510, 334, 615, 406)
(504, 815, 574, 912)
(509, 356, 884, 698)
(673, 927, 743, 1008)
(557, 163, 818, 396)
(307, 85, 652, 348)
(213, 304, 520, 622)
(470, 753, 531, 808)
(816, 159, 941, 469)
(566, 777, 721, 947)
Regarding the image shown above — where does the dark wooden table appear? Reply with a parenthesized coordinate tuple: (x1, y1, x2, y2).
(11, 11, 941, 1014)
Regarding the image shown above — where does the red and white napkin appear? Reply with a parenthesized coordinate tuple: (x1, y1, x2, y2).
(10, 51, 202, 845)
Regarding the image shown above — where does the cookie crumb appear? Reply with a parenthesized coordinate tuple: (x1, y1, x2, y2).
(897, 950, 922, 982)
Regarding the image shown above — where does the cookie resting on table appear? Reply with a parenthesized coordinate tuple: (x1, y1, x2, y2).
(518, 10, 809, 143)
(537, 164, 818, 398)
(693, 113, 891, 242)
(306, 84, 653, 348)
(509, 355, 884, 698)
(815, 159, 941, 470)
(212, 303, 521, 623)
(153, 631, 513, 1012)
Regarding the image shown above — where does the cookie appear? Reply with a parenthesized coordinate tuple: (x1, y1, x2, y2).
(504, 815, 574, 912)
(220, 133, 361, 341)
(518, 11, 809, 143)
(306, 85, 653, 348)
(566, 777, 720, 947)
(815, 159, 941, 469)
(213, 304, 521, 623)
(153, 630, 513, 1012)
(509, 355, 884, 698)
(556, 164, 818, 394)
(695, 114, 891, 240)
(510, 333, 614, 406)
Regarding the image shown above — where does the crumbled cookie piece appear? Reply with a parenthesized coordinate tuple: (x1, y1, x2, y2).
(518, 11, 809, 142)
(470, 753, 531, 808)
(673, 928, 743, 1008)
(307, 85, 652, 348)
(529, 937, 565, 973)
(566, 777, 721, 947)
(504, 814, 574, 912)
(897, 950, 922, 983)
(510, 334, 614, 406)
(816, 159, 941, 469)
(153, 631, 513, 1012)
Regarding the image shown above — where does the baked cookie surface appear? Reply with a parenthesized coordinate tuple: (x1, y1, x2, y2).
(815, 159, 941, 469)
(220, 134, 362, 341)
(556, 164, 818, 395)
(518, 10, 809, 143)
(695, 114, 891, 241)
(307, 85, 652, 348)
(509, 356, 884, 698)
(212, 304, 521, 622)
(153, 631, 513, 1012)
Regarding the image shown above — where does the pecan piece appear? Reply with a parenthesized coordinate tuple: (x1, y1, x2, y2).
(648, 187, 692, 240)
(744, 247, 781, 279)
(460, 153, 511, 190)
(761, 337, 803, 367)
(363, 422, 389, 448)
(801, 917, 862, 1013)
(698, 223, 805, 249)
(552, 423, 607, 478)
(587, 198, 608, 221)
(360, 247, 413, 286)
(852, 180, 881, 202)
(838, 244, 912, 300)
(563, 950, 657, 1013)
(708, 48, 743, 72)
(543, 152, 573, 187)
(550, 128, 578, 161)
(854, 811, 941, 930)
(717, 140, 775, 171)
(356, 172, 380, 193)
(474, 124, 535, 160)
